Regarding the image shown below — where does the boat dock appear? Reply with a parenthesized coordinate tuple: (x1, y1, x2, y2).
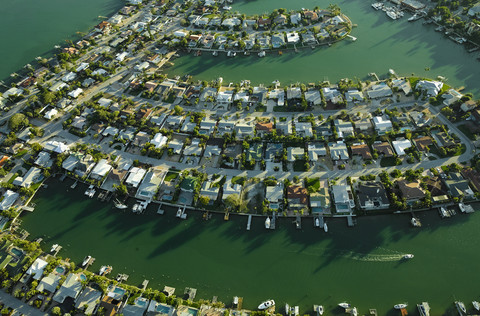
(347, 215, 356, 227)
(157, 204, 165, 215)
(369, 72, 379, 81)
(116, 273, 129, 283)
(184, 287, 197, 300)
(246, 214, 252, 230)
(141, 279, 149, 290)
(70, 181, 78, 189)
(98, 190, 112, 202)
(270, 211, 276, 230)
(237, 297, 243, 310)
(295, 215, 301, 229)
(84, 257, 95, 269)
(163, 286, 175, 297)
(52, 245, 62, 256)
(369, 309, 378, 316)
(59, 174, 67, 182)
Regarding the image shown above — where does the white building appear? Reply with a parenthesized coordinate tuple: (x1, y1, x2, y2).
(416, 80, 443, 97)
(372, 116, 393, 134)
(392, 139, 412, 156)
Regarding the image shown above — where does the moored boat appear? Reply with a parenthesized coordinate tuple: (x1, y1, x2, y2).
(324, 222, 328, 233)
(316, 305, 324, 315)
(455, 301, 466, 314)
(473, 301, 480, 311)
(99, 265, 112, 276)
(258, 51, 266, 57)
(82, 255, 92, 267)
(265, 217, 271, 229)
(394, 303, 407, 309)
(411, 217, 421, 227)
(339, 302, 351, 309)
(50, 244, 59, 253)
(417, 302, 430, 316)
(258, 299, 275, 310)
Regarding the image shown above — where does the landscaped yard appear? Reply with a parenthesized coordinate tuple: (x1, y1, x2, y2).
(380, 156, 398, 167)
(165, 171, 179, 182)
(293, 159, 308, 171)
(247, 143, 264, 161)
(458, 124, 477, 141)
(305, 177, 320, 193)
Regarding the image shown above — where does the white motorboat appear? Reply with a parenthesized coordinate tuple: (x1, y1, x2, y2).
(258, 51, 266, 57)
(82, 255, 92, 267)
(338, 302, 351, 309)
(293, 306, 299, 316)
(50, 244, 59, 253)
(316, 305, 324, 315)
(386, 10, 397, 20)
(394, 303, 407, 309)
(176, 208, 182, 217)
(439, 207, 448, 218)
(265, 217, 271, 229)
(417, 302, 430, 316)
(233, 296, 239, 305)
(411, 217, 421, 227)
(114, 199, 128, 210)
(315, 218, 320, 227)
(99, 265, 112, 276)
(455, 301, 467, 314)
(351, 307, 358, 316)
(212, 51, 218, 56)
(258, 300, 275, 310)
(473, 301, 480, 311)
(402, 254, 414, 259)
(227, 51, 236, 57)
(285, 303, 290, 315)
(324, 222, 328, 233)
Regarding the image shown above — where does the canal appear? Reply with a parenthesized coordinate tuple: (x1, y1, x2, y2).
(21, 179, 480, 315)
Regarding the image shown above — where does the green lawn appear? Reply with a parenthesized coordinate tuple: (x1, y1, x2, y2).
(293, 159, 308, 172)
(165, 172, 179, 182)
(306, 177, 320, 193)
(247, 143, 264, 161)
(458, 124, 477, 141)
(232, 176, 246, 185)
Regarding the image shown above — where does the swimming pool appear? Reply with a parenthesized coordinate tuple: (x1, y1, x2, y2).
(10, 247, 23, 257)
(186, 307, 198, 316)
(79, 273, 87, 282)
(156, 304, 173, 314)
(55, 266, 65, 274)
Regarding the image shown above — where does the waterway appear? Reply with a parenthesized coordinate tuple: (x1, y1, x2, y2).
(21, 179, 480, 315)
(166, 0, 480, 96)
(0, 0, 123, 83)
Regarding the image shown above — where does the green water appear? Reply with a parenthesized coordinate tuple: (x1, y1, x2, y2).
(0, 0, 123, 82)
(21, 179, 480, 315)
(166, 0, 480, 96)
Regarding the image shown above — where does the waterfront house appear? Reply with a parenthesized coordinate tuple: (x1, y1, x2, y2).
(461, 100, 477, 113)
(372, 116, 393, 135)
(251, 86, 268, 104)
(334, 119, 354, 138)
(442, 89, 463, 106)
(216, 90, 234, 108)
(222, 17, 241, 28)
(268, 89, 285, 106)
(122, 297, 149, 316)
(0, 190, 19, 211)
(307, 143, 327, 162)
(331, 184, 355, 213)
(266, 183, 284, 210)
(273, 14, 287, 25)
(310, 181, 331, 214)
(356, 182, 390, 210)
(136, 169, 166, 200)
(257, 18, 271, 28)
(397, 179, 425, 202)
(344, 90, 364, 103)
(12, 167, 42, 188)
(200, 178, 220, 203)
(26, 258, 48, 280)
(329, 142, 349, 160)
(75, 287, 102, 315)
(367, 83, 393, 99)
(290, 12, 302, 24)
(287, 185, 309, 211)
(287, 87, 302, 100)
(53, 273, 83, 303)
(62, 153, 95, 177)
(234, 91, 250, 104)
(322, 87, 343, 104)
(90, 159, 112, 181)
(391, 79, 412, 95)
(37, 272, 61, 294)
(287, 147, 305, 162)
(414, 136, 433, 152)
(286, 32, 300, 44)
(272, 33, 286, 48)
(34, 151, 52, 168)
(200, 87, 218, 102)
(416, 80, 443, 97)
(302, 32, 317, 45)
(392, 139, 412, 156)
(304, 10, 319, 21)
(425, 176, 449, 202)
(223, 177, 242, 198)
(304, 90, 321, 105)
(126, 167, 147, 188)
(157, 80, 175, 99)
(445, 173, 474, 199)
(350, 144, 372, 160)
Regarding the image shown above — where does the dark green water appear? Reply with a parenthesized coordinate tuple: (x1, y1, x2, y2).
(0, 0, 123, 82)
(166, 0, 480, 96)
(21, 179, 480, 315)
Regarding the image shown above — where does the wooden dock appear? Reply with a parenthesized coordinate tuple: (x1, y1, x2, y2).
(142, 279, 149, 291)
(270, 211, 276, 230)
(224, 212, 229, 221)
(246, 214, 252, 230)
(184, 287, 197, 300)
(237, 297, 243, 310)
(347, 215, 356, 227)
(53, 246, 62, 256)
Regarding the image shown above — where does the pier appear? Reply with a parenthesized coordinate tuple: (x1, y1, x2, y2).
(295, 215, 301, 229)
(52, 245, 62, 256)
(184, 287, 197, 300)
(270, 211, 276, 230)
(224, 212, 229, 221)
(83, 257, 95, 270)
(246, 214, 252, 230)
(141, 279, 149, 291)
(347, 215, 356, 227)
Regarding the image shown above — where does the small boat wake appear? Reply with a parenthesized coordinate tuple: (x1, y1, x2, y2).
(289, 247, 413, 262)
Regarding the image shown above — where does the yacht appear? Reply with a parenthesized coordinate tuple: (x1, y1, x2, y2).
(285, 303, 290, 316)
(265, 217, 271, 229)
(417, 302, 430, 316)
(411, 217, 421, 227)
(338, 302, 351, 309)
(82, 255, 92, 267)
(316, 305, 324, 315)
(473, 301, 480, 311)
(233, 296, 239, 305)
(402, 254, 414, 259)
(394, 303, 407, 309)
(258, 51, 266, 57)
(176, 208, 183, 217)
(258, 299, 275, 310)
(459, 203, 466, 213)
(455, 301, 467, 314)
(114, 199, 128, 210)
(50, 244, 59, 253)
(324, 222, 328, 233)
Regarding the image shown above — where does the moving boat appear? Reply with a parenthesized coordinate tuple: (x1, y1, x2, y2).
(473, 301, 480, 311)
(324, 222, 328, 233)
(338, 302, 351, 309)
(258, 300, 275, 310)
(82, 255, 92, 267)
(417, 302, 430, 316)
(394, 303, 407, 309)
(455, 301, 466, 314)
(265, 217, 271, 229)
(316, 305, 324, 315)
(50, 244, 59, 253)
(402, 254, 414, 259)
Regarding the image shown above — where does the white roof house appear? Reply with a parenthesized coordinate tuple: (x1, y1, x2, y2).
(75, 287, 102, 315)
(217, 90, 234, 105)
(53, 273, 83, 303)
(468, 2, 480, 17)
(75, 62, 89, 72)
(223, 177, 242, 198)
(98, 97, 113, 108)
(307, 144, 327, 161)
(136, 170, 165, 200)
(331, 184, 354, 212)
(287, 147, 305, 162)
(173, 30, 187, 37)
(168, 139, 183, 154)
(200, 180, 220, 201)
(266, 184, 283, 203)
(90, 159, 112, 180)
(12, 167, 42, 188)
(62, 72, 77, 82)
(151, 133, 168, 148)
(204, 145, 222, 157)
(268, 89, 285, 106)
(286, 32, 300, 44)
(304, 90, 321, 105)
(183, 139, 202, 156)
(116, 52, 128, 62)
(68, 88, 83, 98)
(322, 87, 343, 103)
(372, 116, 393, 134)
(125, 167, 147, 188)
(295, 122, 313, 137)
(392, 139, 412, 156)
(0, 190, 19, 211)
(26, 258, 48, 280)
(44, 141, 69, 153)
(2, 87, 24, 98)
(44, 108, 58, 120)
(329, 142, 349, 160)
(416, 80, 443, 96)
(290, 12, 301, 24)
(391, 79, 412, 95)
(367, 83, 392, 99)
(442, 89, 463, 106)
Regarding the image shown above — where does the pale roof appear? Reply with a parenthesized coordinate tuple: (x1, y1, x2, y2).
(27, 258, 48, 280)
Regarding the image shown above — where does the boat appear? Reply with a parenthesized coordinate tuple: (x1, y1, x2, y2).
(223, 6, 232, 10)
(50, 244, 59, 253)
(402, 254, 414, 259)
(258, 51, 266, 57)
(99, 265, 112, 276)
(114, 199, 128, 210)
(285, 303, 290, 315)
(473, 301, 480, 311)
(351, 307, 358, 316)
(227, 51, 236, 57)
(386, 10, 397, 20)
(176, 208, 182, 217)
(324, 222, 328, 233)
(455, 301, 466, 314)
(339, 302, 351, 309)
(265, 217, 271, 229)
(316, 305, 324, 315)
(315, 218, 320, 227)
(82, 255, 92, 267)
(411, 217, 421, 227)
(394, 303, 408, 309)
(293, 306, 299, 316)
(408, 13, 420, 22)
(417, 302, 430, 316)
(212, 51, 218, 56)
(233, 296, 239, 305)
(439, 207, 449, 218)
(258, 300, 275, 310)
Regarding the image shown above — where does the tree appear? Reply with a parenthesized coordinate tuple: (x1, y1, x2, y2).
(199, 196, 210, 206)
(51, 306, 62, 316)
(173, 105, 183, 115)
(113, 184, 128, 197)
(8, 113, 29, 131)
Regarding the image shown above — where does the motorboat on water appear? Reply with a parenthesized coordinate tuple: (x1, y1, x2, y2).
(99, 265, 112, 276)
(338, 302, 351, 309)
(394, 303, 408, 309)
(324, 222, 328, 233)
(417, 302, 430, 316)
(82, 255, 92, 267)
(285, 303, 290, 315)
(315, 218, 320, 227)
(233, 296, 239, 305)
(411, 217, 421, 227)
(455, 301, 467, 314)
(316, 305, 324, 315)
(351, 307, 358, 316)
(258, 51, 266, 57)
(265, 217, 271, 229)
(114, 199, 128, 210)
(50, 244, 59, 253)
(258, 300, 275, 310)
(402, 254, 414, 259)
(212, 51, 218, 56)
(227, 51, 236, 57)
(473, 301, 480, 311)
